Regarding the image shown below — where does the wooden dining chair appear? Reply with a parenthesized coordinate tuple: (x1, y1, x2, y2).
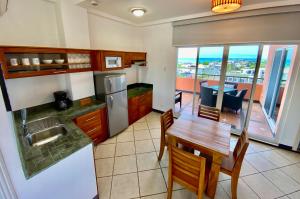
(221, 129, 249, 199)
(198, 104, 220, 122)
(167, 144, 207, 199)
(158, 109, 174, 161)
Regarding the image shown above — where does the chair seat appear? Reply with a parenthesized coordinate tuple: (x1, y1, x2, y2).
(221, 151, 235, 175)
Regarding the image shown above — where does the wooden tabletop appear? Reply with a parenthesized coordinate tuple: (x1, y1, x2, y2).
(166, 116, 231, 157)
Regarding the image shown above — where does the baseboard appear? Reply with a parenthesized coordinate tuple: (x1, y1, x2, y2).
(152, 108, 164, 114)
(278, 144, 293, 151)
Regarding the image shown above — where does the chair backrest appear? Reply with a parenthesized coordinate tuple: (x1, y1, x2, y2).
(200, 80, 208, 87)
(200, 86, 217, 107)
(161, 109, 174, 139)
(225, 82, 238, 89)
(233, 129, 249, 172)
(236, 89, 247, 99)
(198, 105, 220, 122)
(169, 144, 206, 194)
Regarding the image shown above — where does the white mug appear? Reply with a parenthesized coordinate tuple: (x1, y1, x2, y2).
(10, 58, 18, 66)
(22, 58, 30, 66)
(32, 58, 40, 65)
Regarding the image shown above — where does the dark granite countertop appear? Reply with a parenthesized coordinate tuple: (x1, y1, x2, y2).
(127, 83, 153, 98)
(12, 99, 106, 179)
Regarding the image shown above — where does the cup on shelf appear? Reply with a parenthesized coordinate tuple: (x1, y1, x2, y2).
(32, 58, 40, 65)
(10, 58, 18, 66)
(22, 58, 30, 66)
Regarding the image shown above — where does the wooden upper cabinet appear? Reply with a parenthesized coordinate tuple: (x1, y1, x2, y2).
(124, 52, 147, 68)
(0, 46, 92, 79)
(92, 50, 125, 71)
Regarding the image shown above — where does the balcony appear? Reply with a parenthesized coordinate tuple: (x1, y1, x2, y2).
(175, 74, 278, 139)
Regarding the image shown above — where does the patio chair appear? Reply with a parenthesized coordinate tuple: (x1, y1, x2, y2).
(225, 82, 238, 95)
(175, 91, 182, 108)
(200, 86, 217, 107)
(222, 89, 247, 113)
(199, 80, 208, 99)
(221, 129, 249, 199)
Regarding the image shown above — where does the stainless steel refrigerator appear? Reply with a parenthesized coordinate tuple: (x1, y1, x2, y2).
(94, 73, 129, 137)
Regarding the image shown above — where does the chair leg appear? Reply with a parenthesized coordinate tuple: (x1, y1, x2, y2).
(231, 175, 239, 199)
(158, 137, 165, 161)
(167, 176, 173, 199)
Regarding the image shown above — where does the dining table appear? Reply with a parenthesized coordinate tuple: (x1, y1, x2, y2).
(166, 115, 231, 199)
(207, 85, 237, 94)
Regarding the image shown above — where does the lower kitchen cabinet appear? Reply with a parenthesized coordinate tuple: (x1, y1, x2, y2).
(128, 91, 153, 125)
(74, 107, 108, 145)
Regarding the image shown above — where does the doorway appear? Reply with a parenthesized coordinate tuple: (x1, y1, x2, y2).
(175, 44, 298, 143)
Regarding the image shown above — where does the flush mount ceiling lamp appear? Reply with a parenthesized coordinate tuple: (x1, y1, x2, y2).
(131, 8, 146, 17)
(212, 0, 242, 13)
(90, 0, 99, 6)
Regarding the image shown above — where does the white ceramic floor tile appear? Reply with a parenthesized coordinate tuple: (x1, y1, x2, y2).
(203, 183, 230, 199)
(97, 176, 112, 199)
(137, 152, 160, 171)
(111, 173, 140, 199)
(245, 153, 278, 172)
(277, 196, 290, 199)
(99, 136, 116, 145)
(220, 179, 259, 199)
(139, 169, 167, 196)
(113, 155, 137, 175)
(136, 117, 147, 123)
(263, 169, 300, 194)
(141, 193, 167, 199)
(135, 140, 155, 154)
(172, 189, 197, 199)
(94, 144, 116, 159)
(147, 121, 161, 129)
(95, 158, 114, 177)
(280, 164, 300, 184)
(117, 131, 134, 143)
(240, 159, 259, 176)
(134, 129, 151, 141)
(260, 150, 292, 167)
(152, 139, 161, 151)
(288, 190, 300, 199)
(249, 141, 274, 152)
(150, 129, 161, 139)
(218, 172, 231, 181)
(134, 122, 149, 130)
(115, 142, 135, 156)
(242, 173, 284, 199)
(161, 167, 184, 190)
(276, 149, 300, 164)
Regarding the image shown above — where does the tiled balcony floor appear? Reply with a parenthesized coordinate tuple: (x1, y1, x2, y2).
(95, 111, 300, 199)
(175, 92, 274, 139)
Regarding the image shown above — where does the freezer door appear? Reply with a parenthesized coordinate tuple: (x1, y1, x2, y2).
(104, 74, 127, 94)
(106, 90, 129, 137)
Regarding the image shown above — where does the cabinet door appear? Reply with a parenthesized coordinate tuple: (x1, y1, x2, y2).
(131, 52, 146, 61)
(124, 52, 132, 68)
(128, 96, 139, 125)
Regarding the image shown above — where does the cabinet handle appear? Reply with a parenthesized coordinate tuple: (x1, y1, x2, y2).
(86, 116, 96, 122)
(87, 127, 98, 134)
(53, 70, 67, 74)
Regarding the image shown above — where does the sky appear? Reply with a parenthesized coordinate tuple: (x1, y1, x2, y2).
(178, 45, 270, 60)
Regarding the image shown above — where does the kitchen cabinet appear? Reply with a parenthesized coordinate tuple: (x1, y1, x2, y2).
(124, 52, 147, 68)
(128, 91, 153, 125)
(0, 46, 92, 79)
(92, 50, 125, 71)
(74, 107, 108, 145)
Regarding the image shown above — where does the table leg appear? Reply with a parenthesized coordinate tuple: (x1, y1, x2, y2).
(206, 155, 222, 199)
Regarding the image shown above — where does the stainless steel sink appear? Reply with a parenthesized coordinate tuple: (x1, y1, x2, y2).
(24, 116, 68, 147)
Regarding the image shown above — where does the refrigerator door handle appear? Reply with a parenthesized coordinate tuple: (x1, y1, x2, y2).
(109, 79, 113, 93)
(109, 95, 114, 108)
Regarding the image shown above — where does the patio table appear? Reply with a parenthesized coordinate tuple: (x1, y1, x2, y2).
(207, 85, 237, 93)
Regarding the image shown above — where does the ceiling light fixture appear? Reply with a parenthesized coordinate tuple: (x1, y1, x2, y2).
(131, 8, 146, 17)
(212, 0, 242, 13)
(90, 0, 99, 6)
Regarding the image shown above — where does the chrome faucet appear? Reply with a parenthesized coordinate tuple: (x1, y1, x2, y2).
(21, 108, 28, 136)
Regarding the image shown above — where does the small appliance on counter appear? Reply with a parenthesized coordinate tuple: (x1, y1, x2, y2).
(94, 73, 128, 137)
(53, 91, 72, 110)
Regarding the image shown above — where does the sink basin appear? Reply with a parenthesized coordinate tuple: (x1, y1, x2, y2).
(24, 116, 68, 147)
(27, 125, 67, 147)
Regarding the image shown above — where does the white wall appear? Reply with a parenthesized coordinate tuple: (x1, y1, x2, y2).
(88, 13, 144, 84)
(139, 23, 177, 111)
